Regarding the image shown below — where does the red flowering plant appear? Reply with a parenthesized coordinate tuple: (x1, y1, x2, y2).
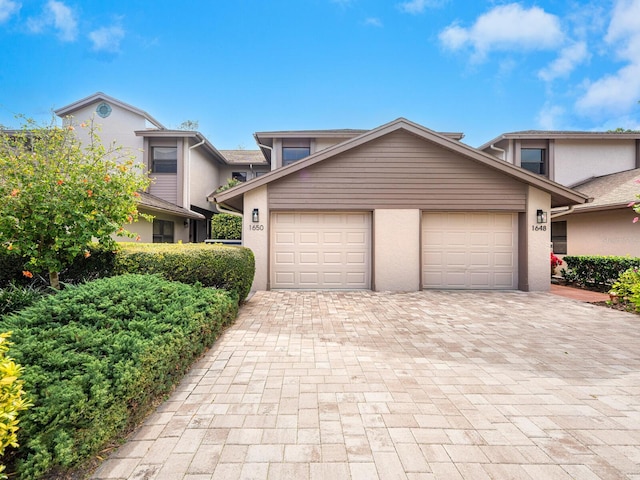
(550, 252, 562, 275)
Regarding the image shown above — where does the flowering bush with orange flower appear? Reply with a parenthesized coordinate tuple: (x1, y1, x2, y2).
(0, 117, 151, 289)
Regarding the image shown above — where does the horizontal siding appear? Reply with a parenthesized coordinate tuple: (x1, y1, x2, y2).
(149, 175, 178, 205)
(268, 130, 527, 210)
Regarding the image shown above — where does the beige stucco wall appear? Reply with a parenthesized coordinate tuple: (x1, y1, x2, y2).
(373, 209, 421, 291)
(554, 140, 636, 186)
(566, 209, 640, 257)
(243, 185, 269, 291)
(524, 186, 552, 291)
(63, 102, 146, 165)
(189, 146, 220, 210)
(114, 212, 188, 244)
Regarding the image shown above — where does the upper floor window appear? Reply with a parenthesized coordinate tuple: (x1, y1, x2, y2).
(521, 148, 546, 175)
(282, 138, 311, 166)
(232, 172, 247, 182)
(152, 147, 177, 174)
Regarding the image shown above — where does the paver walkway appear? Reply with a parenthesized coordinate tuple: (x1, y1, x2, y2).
(92, 291, 640, 480)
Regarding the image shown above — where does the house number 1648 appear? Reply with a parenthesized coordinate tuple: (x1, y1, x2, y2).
(531, 225, 547, 231)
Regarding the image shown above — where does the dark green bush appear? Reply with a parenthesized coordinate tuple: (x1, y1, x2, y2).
(1, 274, 237, 479)
(0, 283, 46, 317)
(561, 255, 640, 289)
(0, 244, 116, 288)
(115, 243, 254, 301)
(211, 213, 242, 240)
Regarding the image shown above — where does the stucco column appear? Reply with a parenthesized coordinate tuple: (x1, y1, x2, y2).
(523, 186, 552, 292)
(243, 185, 269, 291)
(374, 209, 421, 291)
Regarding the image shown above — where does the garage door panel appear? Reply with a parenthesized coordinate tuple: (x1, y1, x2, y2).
(494, 252, 515, 268)
(423, 212, 517, 290)
(469, 252, 490, 266)
(274, 232, 295, 244)
(299, 252, 319, 264)
(271, 212, 371, 289)
(274, 252, 295, 265)
(494, 232, 514, 247)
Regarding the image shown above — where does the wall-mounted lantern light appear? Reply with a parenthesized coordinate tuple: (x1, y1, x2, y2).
(184, 219, 189, 228)
(536, 209, 547, 224)
(252, 208, 259, 223)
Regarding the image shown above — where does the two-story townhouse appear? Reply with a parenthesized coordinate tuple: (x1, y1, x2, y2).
(213, 118, 588, 293)
(479, 131, 640, 258)
(54, 92, 272, 243)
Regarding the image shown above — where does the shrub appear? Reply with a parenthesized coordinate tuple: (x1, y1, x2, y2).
(1, 274, 237, 479)
(0, 333, 30, 480)
(114, 243, 254, 301)
(211, 213, 242, 240)
(610, 267, 640, 311)
(561, 255, 640, 290)
(0, 283, 46, 318)
(0, 244, 116, 289)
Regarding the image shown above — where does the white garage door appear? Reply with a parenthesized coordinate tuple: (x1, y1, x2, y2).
(271, 212, 371, 289)
(422, 212, 517, 289)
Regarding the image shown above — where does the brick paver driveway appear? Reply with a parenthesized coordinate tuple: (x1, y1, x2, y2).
(93, 291, 640, 480)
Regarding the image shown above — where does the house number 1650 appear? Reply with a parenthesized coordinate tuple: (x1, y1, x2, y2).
(250, 224, 264, 231)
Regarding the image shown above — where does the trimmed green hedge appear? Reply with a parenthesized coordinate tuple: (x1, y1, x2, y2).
(0, 244, 115, 288)
(114, 243, 254, 301)
(1, 243, 255, 302)
(561, 255, 640, 289)
(211, 213, 242, 240)
(2, 274, 238, 479)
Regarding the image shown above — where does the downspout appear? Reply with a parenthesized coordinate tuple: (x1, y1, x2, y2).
(550, 206, 576, 219)
(490, 143, 506, 161)
(256, 142, 274, 170)
(215, 202, 243, 217)
(187, 137, 206, 239)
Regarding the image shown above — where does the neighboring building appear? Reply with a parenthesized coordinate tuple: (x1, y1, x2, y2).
(54, 92, 270, 243)
(479, 131, 640, 258)
(213, 118, 588, 293)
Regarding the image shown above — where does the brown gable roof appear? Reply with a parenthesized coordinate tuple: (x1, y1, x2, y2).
(138, 192, 205, 220)
(219, 150, 268, 165)
(212, 118, 590, 209)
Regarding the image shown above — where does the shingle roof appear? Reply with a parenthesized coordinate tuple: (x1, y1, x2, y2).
(219, 150, 268, 165)
(570, 168, 640, 211)
(138, 192, 205, 219)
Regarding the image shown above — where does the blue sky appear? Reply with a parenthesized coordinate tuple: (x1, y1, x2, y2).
(1, 0, 640, 149)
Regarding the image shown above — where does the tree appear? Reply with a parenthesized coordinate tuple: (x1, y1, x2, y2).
(177, 120, 199, 131)
(0, 117, 151, 289)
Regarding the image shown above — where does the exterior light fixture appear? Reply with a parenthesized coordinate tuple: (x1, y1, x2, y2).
(184, 219, 189, 228)
(536, 209, 547, 224)
(252, 208, 259, 223)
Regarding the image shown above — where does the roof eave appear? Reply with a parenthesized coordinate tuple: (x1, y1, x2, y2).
(55, 92, 165, 129)
(216, 118, 590, 208)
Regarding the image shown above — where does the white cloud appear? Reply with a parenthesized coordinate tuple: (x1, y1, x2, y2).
(439, 4, 564, 61)
(0, 0, 20, 23)
(576, 0, 640, 115)
(89, 25, 125, 53)
(537, 103, 565, 130)
(577, 63, 640, 114)
(538, 41, 589, 82)
(364, 17, 382, 28)
(27, 0, 77, 41)
(399, 0, 447, 15)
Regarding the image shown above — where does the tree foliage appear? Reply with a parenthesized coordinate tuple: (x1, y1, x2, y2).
(0, 117, 151, 289)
